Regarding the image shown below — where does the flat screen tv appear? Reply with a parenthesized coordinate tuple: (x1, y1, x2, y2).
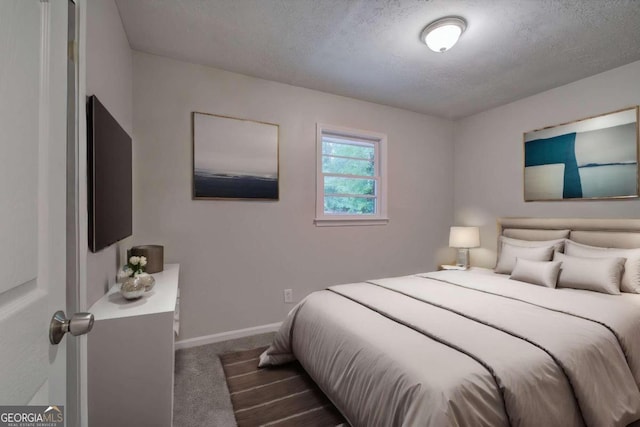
(87, 95, 132, 253)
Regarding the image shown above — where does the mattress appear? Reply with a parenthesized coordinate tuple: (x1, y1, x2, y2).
(260, 269, 640, 427)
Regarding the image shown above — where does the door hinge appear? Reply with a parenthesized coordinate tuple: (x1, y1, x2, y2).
(68, 41, 77, 62)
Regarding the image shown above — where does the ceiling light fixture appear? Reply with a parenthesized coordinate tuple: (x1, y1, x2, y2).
(421, 17, 467, 53)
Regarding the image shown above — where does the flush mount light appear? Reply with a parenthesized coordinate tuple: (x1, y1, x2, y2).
(421, 17, 467, 53)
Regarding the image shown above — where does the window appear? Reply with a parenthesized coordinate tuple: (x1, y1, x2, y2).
(315, 124, 388, 226)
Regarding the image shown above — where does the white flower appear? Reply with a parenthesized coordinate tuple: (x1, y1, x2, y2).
(117, 266, 135, 282)
(139, 256, 147, 267)
(129, 256, 140, 265)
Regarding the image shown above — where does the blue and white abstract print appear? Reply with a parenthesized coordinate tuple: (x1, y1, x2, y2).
(524, 108, 638, 201)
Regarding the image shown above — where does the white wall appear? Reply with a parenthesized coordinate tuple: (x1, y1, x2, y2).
(85, 0, 132, 306)
(132, 52, 454, 340)
(453, 60, 640, 267)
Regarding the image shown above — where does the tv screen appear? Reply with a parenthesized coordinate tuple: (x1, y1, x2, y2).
(87, 95, 132, 252)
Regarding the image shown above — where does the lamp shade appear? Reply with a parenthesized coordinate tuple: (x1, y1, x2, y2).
(449, 226, 480, 248)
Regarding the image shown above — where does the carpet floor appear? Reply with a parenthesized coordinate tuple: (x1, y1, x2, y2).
(173, 333, 277, 427)
(220, 346, 347, 427)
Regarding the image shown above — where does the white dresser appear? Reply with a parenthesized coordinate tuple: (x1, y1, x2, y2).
(88, 264, 180, 427)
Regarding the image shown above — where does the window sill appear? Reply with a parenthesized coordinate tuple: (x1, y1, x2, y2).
(314, 217, 389, 227)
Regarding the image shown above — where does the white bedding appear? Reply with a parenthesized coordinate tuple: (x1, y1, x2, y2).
(260, 269, 640, 427)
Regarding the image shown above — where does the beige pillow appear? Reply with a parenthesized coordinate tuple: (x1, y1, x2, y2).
(500, 236, 566, 253)
(565, 240, 640, 293)
(495, 243, 555, 275)
(509, 258, 562, 288)
(554, 252, 625, 295)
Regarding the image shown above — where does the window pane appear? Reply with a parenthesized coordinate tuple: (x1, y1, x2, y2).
(322, 156, 374, 176)
(322, 141, 374, 160)
(324, 176, 375, 196)
(324, 196, 376, 215)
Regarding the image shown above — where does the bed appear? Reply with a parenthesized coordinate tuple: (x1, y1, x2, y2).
(259, 218, 640, 427)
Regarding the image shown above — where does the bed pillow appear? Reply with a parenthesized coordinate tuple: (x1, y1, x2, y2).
(500, 236, 566, 253)
(565, 240, 640, 293)
(509, 258, 562, 288)
(495, 243, 555, 275)
(553, 252, 625, 295)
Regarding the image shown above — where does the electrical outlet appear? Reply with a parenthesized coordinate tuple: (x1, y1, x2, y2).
(283, 289, 293, 303)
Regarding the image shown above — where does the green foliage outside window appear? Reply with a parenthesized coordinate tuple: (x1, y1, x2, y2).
(322, 140, 377, 214)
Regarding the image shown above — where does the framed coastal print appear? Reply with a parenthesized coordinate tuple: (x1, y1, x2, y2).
(192, 112, 279, 200)
(524, 106, 639, 201)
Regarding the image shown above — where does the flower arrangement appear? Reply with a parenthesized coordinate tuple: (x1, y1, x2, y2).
(117, 256, 148, 282)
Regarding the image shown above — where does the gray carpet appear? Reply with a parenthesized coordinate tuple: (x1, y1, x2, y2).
(173, 333, 276, 427)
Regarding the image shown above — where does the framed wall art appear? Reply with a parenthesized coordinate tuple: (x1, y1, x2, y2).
(524, 106, 639, 201)
(192, 112, 279, 200)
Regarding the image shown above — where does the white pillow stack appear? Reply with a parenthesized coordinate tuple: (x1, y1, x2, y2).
(497, 236, 639, 294)
(564, 240, 640, 293)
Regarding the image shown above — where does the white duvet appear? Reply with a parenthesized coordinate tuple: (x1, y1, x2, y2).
(259, 270, 640, 427)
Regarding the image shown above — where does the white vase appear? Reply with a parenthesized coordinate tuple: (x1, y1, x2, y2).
(137, 273, 156, 291)
(120, 277, 145, 300)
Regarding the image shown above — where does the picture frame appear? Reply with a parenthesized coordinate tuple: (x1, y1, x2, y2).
(192, 112, 279, 200)
(523, 106, 639, 201)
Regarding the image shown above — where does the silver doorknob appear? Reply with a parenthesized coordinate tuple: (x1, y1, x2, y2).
(49, 310, 95, 345)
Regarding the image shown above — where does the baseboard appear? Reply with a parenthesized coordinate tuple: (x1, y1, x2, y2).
(174, 322, 282, 350)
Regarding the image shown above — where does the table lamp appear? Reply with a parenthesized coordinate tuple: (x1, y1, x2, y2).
(449, 226, 480, 269)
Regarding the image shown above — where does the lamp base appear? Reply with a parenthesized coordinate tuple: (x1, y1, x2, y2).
(456, 248, 470, 269)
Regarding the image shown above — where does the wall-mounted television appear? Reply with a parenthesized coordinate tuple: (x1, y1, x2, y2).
(87, 95, 132, 253)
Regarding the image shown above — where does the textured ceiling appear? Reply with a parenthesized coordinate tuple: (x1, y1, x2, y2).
(114, 0, 640, 119)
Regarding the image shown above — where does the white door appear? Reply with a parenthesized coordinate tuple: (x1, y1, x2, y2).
(0, 0, 78, 421)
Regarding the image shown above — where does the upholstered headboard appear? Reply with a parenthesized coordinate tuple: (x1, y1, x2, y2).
(497, 217, 640, 249)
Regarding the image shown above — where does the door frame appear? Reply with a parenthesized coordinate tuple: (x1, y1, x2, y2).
(66, 1, 83, 426)
(68, 0, 89, 425)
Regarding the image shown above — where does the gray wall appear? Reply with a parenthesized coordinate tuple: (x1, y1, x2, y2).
(85, 0, 133, 307)
(85, 8, 640, 339)
(453, 60, 640, 268)
(132, 52, 455, 340)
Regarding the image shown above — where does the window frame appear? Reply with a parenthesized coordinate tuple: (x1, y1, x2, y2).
(315, 123, 388, 226)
